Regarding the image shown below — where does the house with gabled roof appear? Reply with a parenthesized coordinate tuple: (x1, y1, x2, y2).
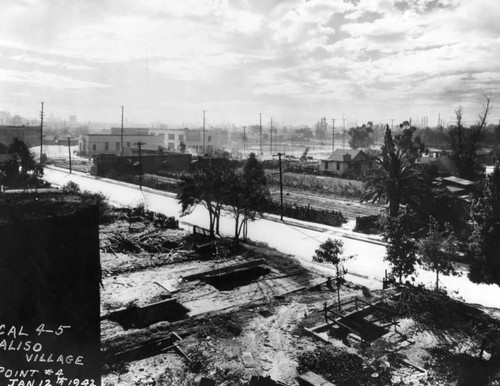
(319, 149, 373, 177)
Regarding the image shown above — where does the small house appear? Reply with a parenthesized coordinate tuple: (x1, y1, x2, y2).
(319, 149, 372, 176)
(438, 176, 475, 197)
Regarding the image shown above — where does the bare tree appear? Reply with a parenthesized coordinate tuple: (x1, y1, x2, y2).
(448, 95, 492, 180)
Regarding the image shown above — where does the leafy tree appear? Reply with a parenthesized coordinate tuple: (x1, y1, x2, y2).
(468, 164, 500, 284)
(294, 127, 314, 141)
(418, 218, 459, 290)
(177, 158, 237, 238)
(313, 238, 353, 308)
(448, 96, 492, 180)
(495, 123, 500, 144)
(361, 126, 430, 217)
(348, 122, 374, 149)
(381, 210, 421, 283)
(224, 153, 270, 244)
(314, 117, 328, 140)
(0, 138, 44, 189)
(393, 126, 426, 162)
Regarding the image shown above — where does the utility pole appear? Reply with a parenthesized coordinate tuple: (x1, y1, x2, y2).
(274, 152, 286, 221)
(203, 110, 206, 154)
(331, 118, 335, 153)
(121, 106, 124, 155)
(438, 113, 441, 127)
(243, 126, 246, 157)
(259, 113, 262, 157)
(40, 102, 44, 159)
(391, 119, 394, 131)
(342, 118, 346, 150)
(135, 142, 145, 189)
(270, 117, 273, 155)
(67, 137, 72, 174)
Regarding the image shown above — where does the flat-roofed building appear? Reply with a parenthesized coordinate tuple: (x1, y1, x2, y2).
(110, 127, 150, 136)
(78, 133, 165, 157)
(152, 128, 228, 154)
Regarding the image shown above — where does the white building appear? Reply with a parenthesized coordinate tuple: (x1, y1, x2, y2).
(152, 128, 228, 154)
(78, 133, 165, 157)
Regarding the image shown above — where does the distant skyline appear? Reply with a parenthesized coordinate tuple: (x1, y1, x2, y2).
(0, 0, 499, 127)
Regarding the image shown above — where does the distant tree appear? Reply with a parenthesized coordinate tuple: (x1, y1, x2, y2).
(295, 127, 314, 141)
(224, 153, 270, 244)
(393, 126, 426, 163)
(468, 164, 500, 284)
(380, 210, 421, 283)
(495, 123, 500, 144)
(314, 117, 328, 140)
(417, 126, 448, 149)
(361, 126, 430, 217)
(348, 123, 374, 149)
(179, 141, 186, 153)
(313, 238, 353, 308)
(448, 96, 492, 180)
(418, 218, 459, 290)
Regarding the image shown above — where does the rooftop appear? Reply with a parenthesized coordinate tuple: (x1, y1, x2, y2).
(442, 176, 475, 186)
(324, 149, 366, 162)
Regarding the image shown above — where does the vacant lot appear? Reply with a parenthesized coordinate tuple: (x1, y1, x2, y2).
(100, 208, 500, 386)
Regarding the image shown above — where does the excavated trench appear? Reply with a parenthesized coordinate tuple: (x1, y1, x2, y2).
(202, 265, 271, 291)
(107, 299, 190, 329)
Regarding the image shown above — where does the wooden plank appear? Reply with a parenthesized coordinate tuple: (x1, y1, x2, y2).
(241, 351, 256, 368)
(297, 371, 336, 386)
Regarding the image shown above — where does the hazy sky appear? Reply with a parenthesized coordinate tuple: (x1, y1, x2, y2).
(0, 0, 498, 127)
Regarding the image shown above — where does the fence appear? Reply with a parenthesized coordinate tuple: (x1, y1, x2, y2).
(267, 201, 345, 227)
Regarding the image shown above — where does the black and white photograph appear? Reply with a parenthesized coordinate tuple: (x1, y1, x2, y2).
(1, 0, 500, 385)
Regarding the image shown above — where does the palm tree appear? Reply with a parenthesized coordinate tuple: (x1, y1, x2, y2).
(361, 126, 429, 217)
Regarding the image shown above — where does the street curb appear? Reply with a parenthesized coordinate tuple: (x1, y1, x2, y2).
(46, 165, 177, 199)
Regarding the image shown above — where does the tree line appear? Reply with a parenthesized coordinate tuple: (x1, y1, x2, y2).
(358, 96, 500, 288)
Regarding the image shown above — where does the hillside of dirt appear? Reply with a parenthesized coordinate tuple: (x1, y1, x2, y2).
(99, 208, 500, 386)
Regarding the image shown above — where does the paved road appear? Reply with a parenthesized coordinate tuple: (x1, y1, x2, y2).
(43, 167, 385, 284)
(42, 166, 500, 308)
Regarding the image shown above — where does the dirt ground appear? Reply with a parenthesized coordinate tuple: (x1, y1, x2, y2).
(99, 208, 500, 386)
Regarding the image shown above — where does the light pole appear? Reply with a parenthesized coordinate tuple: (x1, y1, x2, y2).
(67, 137, 72, 174)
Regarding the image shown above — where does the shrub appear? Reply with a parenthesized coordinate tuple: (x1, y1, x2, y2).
(81, 190, 112, 223)
(297, 346, 391, 386)
(61, 181, 81, 194)
(186, 346, 210, 373)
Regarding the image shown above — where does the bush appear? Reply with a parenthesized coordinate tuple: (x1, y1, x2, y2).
(196, 313, 243, 339)
(61, 181, 81, 194)
(297, 346, 391, 386)
(186, 346, 210, 373)
(81, 190, 113, 223)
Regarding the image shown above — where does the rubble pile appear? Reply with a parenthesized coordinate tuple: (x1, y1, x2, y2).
(101, 230, 182, 254)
